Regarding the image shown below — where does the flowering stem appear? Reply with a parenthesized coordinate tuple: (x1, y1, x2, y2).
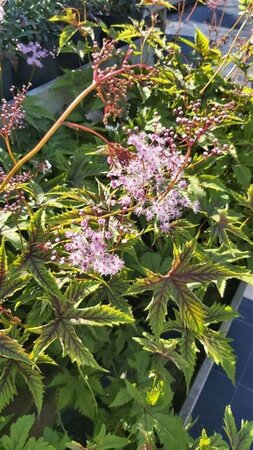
(63, 121, 110, 145)
(159, 143, 192, 199)
(5, 135, 17, 164)
(0, 81, 97, 192)
(0, 63, 149, 193)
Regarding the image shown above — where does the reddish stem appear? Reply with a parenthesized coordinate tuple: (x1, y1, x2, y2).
(63, 121, 111, 145)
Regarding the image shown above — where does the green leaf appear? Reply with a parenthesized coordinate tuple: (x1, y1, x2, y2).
(66, 280, 101, 305)
(195, 27, 210, 56)
(17, 361, 44, 414)
(233, 165, 252, 189)
(134, 333, 187, 371)
(154, 413, 190, 450)
(29, 209, 46, 245)
(90, 424, 130, 449)
(200, 331, 236, 382)
(71, 304, 134, 327)
(224, 405, 253, 450)
(129, 240, 238, 336)
(179, 331, 198, 393)
(98, 433, 129, 448)
(197, 429, 229, 449)
(0, 414, 55, 450)
(146, 276, 172, 337)
(205, 303, 239, 325)
(0, 361, 17, 413)
(24, 256, 66, 301)
(23, 96, 53, 131)
(59, 25, 78, 50)
(49, 8, 76, 23)
(109, 388, 131, 408)
(0, 333, 32, 365)
(49, 370, 100, 420)
(0, 274, 31, 303)
(140, 252, 162, 272)
(32, 319, 101, 370)
(0, 358, 43, 414)
(1, 415, 35, 450)
(0, 239, 7, 283)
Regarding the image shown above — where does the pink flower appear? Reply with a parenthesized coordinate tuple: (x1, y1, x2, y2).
(107, 129, 194, 231)
(206, 0, 224, 9)
(17, 41, 49, 68)
(65, 221, 124, 276)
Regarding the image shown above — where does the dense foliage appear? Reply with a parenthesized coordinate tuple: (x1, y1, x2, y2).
(0, 1, 253, 448)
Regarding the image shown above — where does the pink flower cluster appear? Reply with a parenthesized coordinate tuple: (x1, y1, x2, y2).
(0, 167, 31, 213)
(92, 40, 152, 124)
(206, 0, 224, 9)
(0, 86, 28, 136)
(17, 42, 54, 68)
(174, 100, 234, 155)
(65, 219, 124, 276)
(108, 129, 196, 232)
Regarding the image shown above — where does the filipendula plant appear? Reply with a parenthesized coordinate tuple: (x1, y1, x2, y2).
(0, 12, 253, 449)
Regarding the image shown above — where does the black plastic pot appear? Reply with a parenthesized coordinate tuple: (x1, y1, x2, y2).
(0, 58, 13, 101)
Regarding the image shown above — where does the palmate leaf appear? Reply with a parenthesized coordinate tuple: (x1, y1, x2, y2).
(17, 361, 44, 414)
(195, 27, 210, 56)
(205, 303, 239, 325)
(0, 414, 55, 450)
(23, 256, 66, 301)
(47, 209, 80, 226)
(134, 333, 187, 372)
(167, 281, 204, 335)
(0, 359, 43, 414)
(70, 304, 134, 326)
(128, 241, 235, 337)
(0, 273, 31, 303)
(0, 333, 33, 364)
(50, 370, 102, 420)
(179, 331, 198, 393)
(209, 210, 253, 248)
(29, 209, 46, 245)
(32, 318, 101, 370)
(224, 405, 253, 450)
(0, 361, 17, 413)
(200, 330, 236, 382)
(154, 413, 190, 450)
(66, 280, 101, 305)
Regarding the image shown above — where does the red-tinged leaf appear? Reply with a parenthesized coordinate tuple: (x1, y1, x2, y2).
(29, 209, 46, 245)
(168, 281, 204, 333)
(200, 330, 236, 382)
(0, 274, 31, 303)
(0, 333, 32, 365)
(146, 278, 171, 337)
(179, 331, 198, 393)
(128, 241, 244, 337)
(32, 318, 102, 370)
(24, 256, 66, 302)
(70, 304, 134, 327)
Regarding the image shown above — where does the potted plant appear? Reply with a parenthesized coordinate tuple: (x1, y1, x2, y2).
(87, 0, 141, 25)
(0, 0, 66, 96)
